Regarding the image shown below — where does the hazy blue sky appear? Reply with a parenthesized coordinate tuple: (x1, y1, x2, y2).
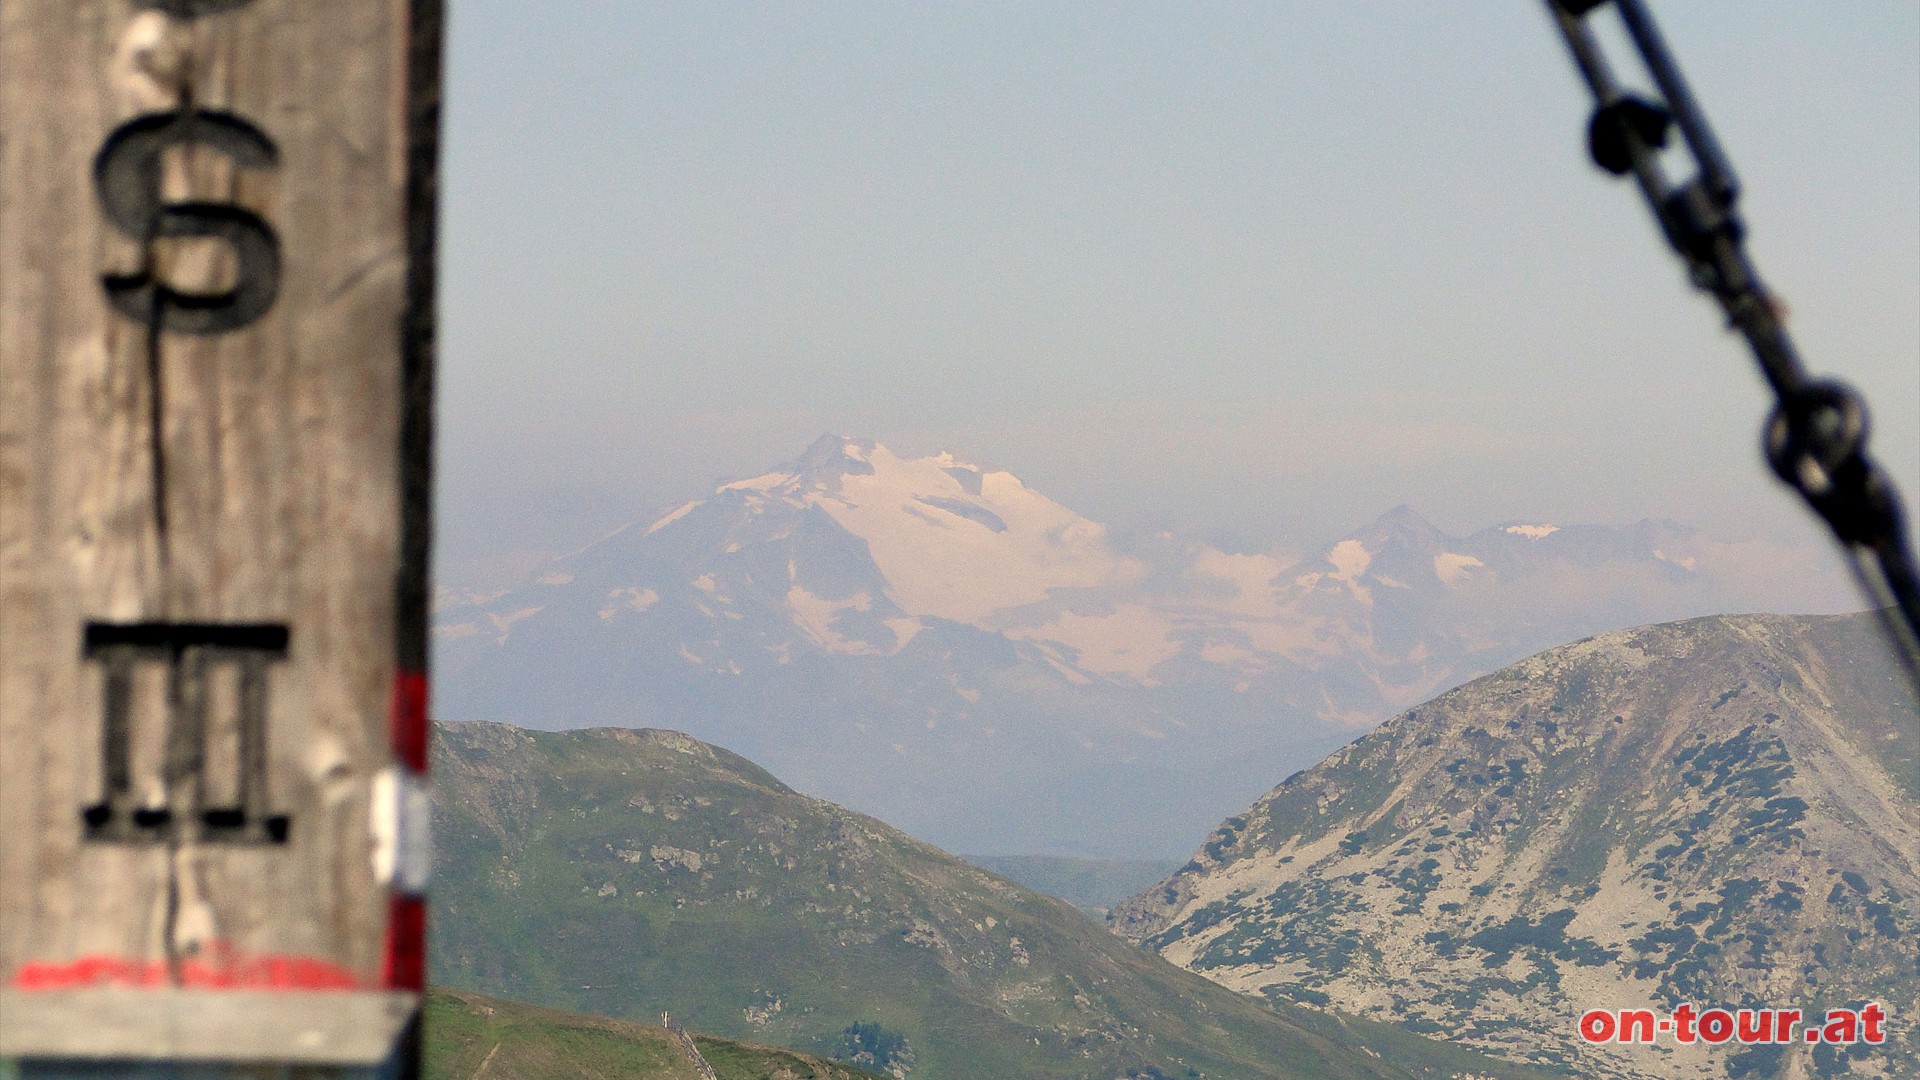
(436, 1, 1918, 601)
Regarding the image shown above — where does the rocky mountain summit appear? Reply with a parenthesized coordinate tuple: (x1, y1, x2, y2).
(428, 720, 1560, 1080)
(1113, 613, 1918, 1080)
(433, 434, 1834, 855)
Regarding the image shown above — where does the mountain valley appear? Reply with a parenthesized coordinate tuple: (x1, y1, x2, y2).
(433, 435, 1815, 856)
(428, 719, 1559, 1080)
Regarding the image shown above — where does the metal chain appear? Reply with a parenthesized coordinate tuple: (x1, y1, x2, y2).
(1542, 0, 1920, 688)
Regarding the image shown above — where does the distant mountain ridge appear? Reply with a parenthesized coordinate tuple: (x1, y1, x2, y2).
(964, 855, 1185, 919)
(1113, 612, 1919, 1080)
(433, 434, 1832, 856)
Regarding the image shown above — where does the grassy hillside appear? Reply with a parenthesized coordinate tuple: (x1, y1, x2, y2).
(430, 720, 1563, 1080)
(425, 986, 885, 1079)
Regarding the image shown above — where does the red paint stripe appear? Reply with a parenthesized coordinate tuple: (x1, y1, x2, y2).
(381, 893, 427, 990)
(12, 943, 362, 991)
(391, 668, 429, 772)
(12, 956, 165, 990)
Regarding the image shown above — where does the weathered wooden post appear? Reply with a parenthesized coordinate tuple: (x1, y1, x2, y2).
(0, 0, 441, 1075)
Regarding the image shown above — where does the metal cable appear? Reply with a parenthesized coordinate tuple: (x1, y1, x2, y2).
(1542, 0, 1920, 689)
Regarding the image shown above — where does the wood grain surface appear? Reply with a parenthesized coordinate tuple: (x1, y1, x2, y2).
(0, 0, 439, 1060)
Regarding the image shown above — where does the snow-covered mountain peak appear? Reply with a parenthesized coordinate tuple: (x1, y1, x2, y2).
(788, 432, 878, 479)
(1345, 504, 1450, 555)
(442, 437, 1803, 717)
(796, 441, 1138, 623)
(614, 437, 1139, 626)
(709, 434, 875, 498)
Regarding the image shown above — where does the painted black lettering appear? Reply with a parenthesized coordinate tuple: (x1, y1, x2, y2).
(131, 0, 259, 17)
(95, 111, 281, 335)
(81, 622, 291, 844)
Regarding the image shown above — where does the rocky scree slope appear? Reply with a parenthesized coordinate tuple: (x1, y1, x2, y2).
(1113, 613, 1919, 1080)
(429, 720, 1562, 1080)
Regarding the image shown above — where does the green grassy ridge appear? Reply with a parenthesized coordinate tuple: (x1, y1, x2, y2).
(425, 986, 886, 1080)
(430, 720, 1562, 1080)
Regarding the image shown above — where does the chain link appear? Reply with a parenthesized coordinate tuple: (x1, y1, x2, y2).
(1543, 0, 1920, 687)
